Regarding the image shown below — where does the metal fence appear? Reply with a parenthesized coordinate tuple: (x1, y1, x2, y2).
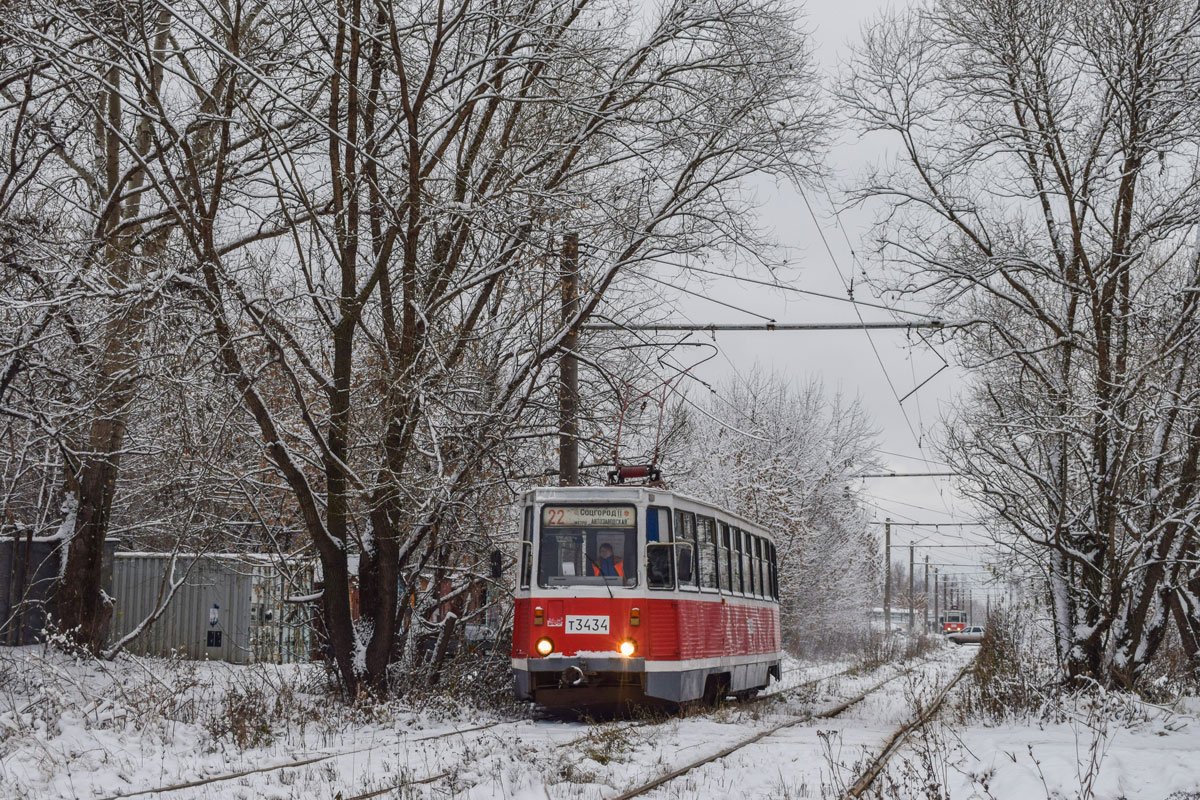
(109, 553, 316, 664)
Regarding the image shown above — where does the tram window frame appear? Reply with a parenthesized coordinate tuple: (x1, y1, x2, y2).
(537, 504, 638, 588)
(765, 541, 773, 599)
(758, 542, 768, 597)
(647, 506, 675, 590)
(745, 533, 756, 597)
(755, 538, 766, 599)
(674, 511, 698, 590)
(769, 542, 779, 599)
(749, 536, 759, 599)
(743, 533, 753, 597)
(697, 516, 719, 591)
(732, 528, 745, 595)
(520, 506, 533, 589)
(715, 525, 724, 594)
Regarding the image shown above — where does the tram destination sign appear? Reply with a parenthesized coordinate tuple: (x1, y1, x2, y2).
(543, 505, 635, 527)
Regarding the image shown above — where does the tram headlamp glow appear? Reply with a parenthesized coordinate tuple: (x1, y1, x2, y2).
(535, 637, 554, 656)
(618, 639, 637, 658)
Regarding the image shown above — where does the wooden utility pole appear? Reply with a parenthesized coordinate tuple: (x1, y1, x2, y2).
(883, 519, 891, 633)
(558, 233, 580, 486)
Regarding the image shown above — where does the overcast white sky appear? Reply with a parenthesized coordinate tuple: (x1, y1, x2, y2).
(649, 0, 999, 589)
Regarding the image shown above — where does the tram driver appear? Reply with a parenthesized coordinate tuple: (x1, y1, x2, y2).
(591, 542, 625, 578)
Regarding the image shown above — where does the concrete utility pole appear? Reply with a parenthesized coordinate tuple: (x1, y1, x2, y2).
(968, 589, 973, 625)
(908, 545, 915, 634)
(558, 233, 580, 486)
(933, 569, 939, 632)
(923, 555, 930, 633)
(883, 519, 892, 633)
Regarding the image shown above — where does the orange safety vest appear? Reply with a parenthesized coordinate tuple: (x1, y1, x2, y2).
(592, 557, 625, 578)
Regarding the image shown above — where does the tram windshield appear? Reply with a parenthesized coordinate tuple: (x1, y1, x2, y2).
(538, 504, 637, 587)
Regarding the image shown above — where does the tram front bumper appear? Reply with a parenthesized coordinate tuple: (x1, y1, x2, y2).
(512, 655, 646, 700)
(523, 655, 645, 674)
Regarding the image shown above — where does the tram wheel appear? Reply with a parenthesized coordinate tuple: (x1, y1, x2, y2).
(702, 673, 731, 705)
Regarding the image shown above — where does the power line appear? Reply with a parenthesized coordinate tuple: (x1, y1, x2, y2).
(637, 272, 778, 322)
(902, 543, 987, 548)
(855, 471, 958, 478)
(582, 321, 948, 332)
(871, 521, 986, 527)
(797, 186, 926, 451)
(813, 174, 961, 521)
(875, 448, 954, 466)
(647, 258, 942, 319)
(865, 494, 979, 518)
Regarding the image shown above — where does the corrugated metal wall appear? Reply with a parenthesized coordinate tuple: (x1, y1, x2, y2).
(1, 537, 116, 646)
(109, 554, 314, 664)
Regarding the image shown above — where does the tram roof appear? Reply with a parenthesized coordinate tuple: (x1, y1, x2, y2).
(521, 485, 772, 541)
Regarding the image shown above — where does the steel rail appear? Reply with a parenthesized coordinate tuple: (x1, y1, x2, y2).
(604, 663, 930, 800)
(345, 657, 936, 799)
(548, 663, 861, 752)
(95, 719, 513, 799)
(844, 658, 974, 797)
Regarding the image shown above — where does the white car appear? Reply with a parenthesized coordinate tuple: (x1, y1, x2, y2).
(946, 626, 985, 645)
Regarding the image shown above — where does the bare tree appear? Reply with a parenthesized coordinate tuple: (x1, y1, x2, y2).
(665, 371, 880, 654)
(2, 0, 827, 691)
(843, 0, 1200, 687)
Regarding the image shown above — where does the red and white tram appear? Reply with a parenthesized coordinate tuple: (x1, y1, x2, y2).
(511, 485, 782, 709)
(940, 611, 966, 633)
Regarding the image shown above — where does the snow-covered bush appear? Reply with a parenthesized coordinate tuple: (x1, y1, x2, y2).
(957, 601, 1067, 724)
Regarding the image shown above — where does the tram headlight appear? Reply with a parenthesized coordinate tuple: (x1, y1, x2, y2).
(618, 639, 637, 658)
(535, 637, 554, 656)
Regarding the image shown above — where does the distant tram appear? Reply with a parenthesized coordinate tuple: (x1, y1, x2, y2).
(511, 485, 782, 709)
(940, 610, 966, 633)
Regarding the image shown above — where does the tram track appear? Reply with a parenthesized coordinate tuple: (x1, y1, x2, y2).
(94, 658, 939, 799)
(335, 662, 879, 800)
(94, 718, 517, 800)
(605, 653, 973, 800)
(274, 662, 885, 799)
(548, 661, 863, 751)
(843, 658, 974, 798)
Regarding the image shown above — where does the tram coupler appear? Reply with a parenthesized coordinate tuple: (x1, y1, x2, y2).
(560, 666, 589, 687)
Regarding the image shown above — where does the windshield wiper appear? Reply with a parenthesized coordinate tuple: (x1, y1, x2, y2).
(583, 553, 617, 601)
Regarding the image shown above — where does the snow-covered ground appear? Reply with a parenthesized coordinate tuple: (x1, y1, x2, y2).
(2, 643, 1198, 799)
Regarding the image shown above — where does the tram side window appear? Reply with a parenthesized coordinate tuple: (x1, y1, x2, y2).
(745, 534, 756, 597)
(753, 534, 763, 597)
(740, 529, 751, 594)
(697, 516, 718, 590)
(732, 528, 745, 594)
(520, 506, 533, 589)
(718, 524, 732, 592)
(761, 541, 768, 597)
(647, 506, 675, 590)
(674, 511, 697, 588)
(769, 542, 779, 599)
(755, 538, 766, 599)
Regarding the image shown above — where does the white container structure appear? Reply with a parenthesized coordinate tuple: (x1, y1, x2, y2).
(109, 553, 316, 664)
